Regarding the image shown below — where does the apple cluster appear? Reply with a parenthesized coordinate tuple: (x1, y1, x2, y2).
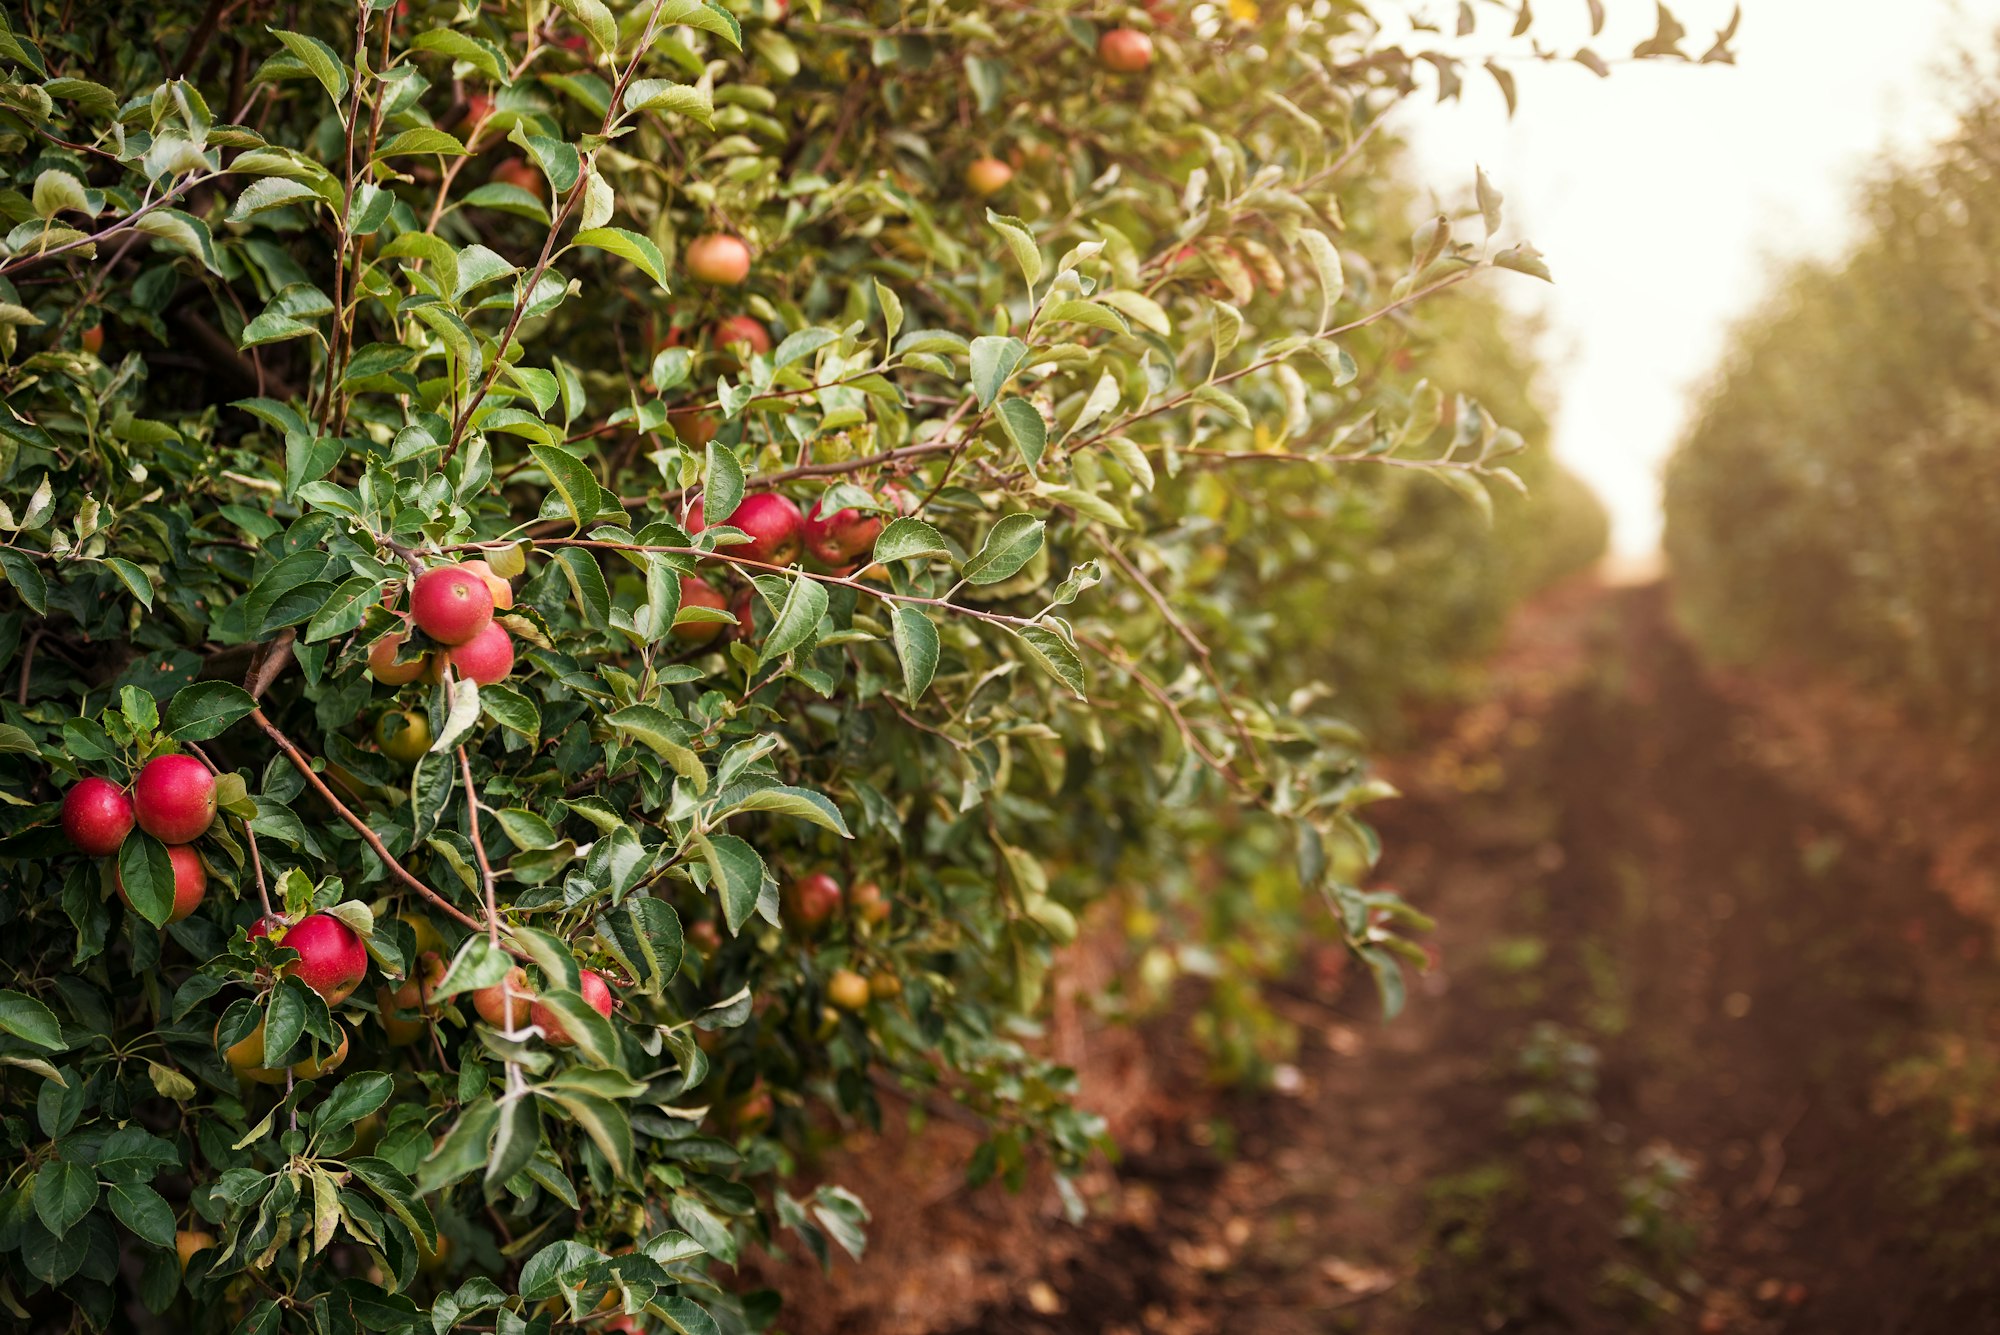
(61, 753, 216, 925)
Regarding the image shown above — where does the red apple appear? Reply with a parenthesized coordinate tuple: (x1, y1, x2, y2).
(80, 324, 105, 355)
(727, 584, 759, 645)
(531, 968, 614, 1046)
(62, 777, 134, 856)
(673, 576, 729, 646)
(253, 912, 369, 1005)
(490, 157, 545, 201)
(411, 565, 494, 645)
(473, 965, 535, 1029)
(1099, 27, 1153, 72)
(685, 919, 723, 954)
(803, 495, 884, 566)
(849, 880, 891, 925)
(368, 632, 429, 685)
(784, 872, 843, 930)
(132, 754, 216, 845)
(711, 315, 772, 357)
(965, 157, 1014, 197)
(685, 233, 752, 286)
(116, 842, 207, 923)
(444, 621, 514, 685)
(687, 492, 804, 567)
(668, 408, 718, 447)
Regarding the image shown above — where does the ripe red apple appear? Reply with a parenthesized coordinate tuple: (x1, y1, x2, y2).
(1099, 27, 1154, 72)
(116, 842, 207, 923)
(848, 880, 891, 925)
(460, 93, 496, 134)
(253, 912, 369, 1005)
(673, 576, 729, 646)
(802, 495, 884, 566)
(687, 492, 804, 567)
(727, 584, 759, 645)
(460, 558, 514, 611)
(132, 753, 216, 845)
(784, 872, 843, 929)
(473, 965, 535, 1029)
(444, 620, 514, 685)
(685, 919, 723, 954)
(80, 324, 105, 355)
(965, 157, 1014, 197)
(62, 776, 134, 856)
(411, 565, 494, 645)
(490, 157, 545, 201)
(711, 315, 772, 357)
(368, 632, 429, 685)
(827, 968, 870, 1011)
(379, 950, 446, 1046)
(531, 968, 614, 1046)
(668, 408, 718, 447)
(685, 233, 752, 286)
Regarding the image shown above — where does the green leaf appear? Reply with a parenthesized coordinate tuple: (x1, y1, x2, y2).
(702, 443, 744, 525)
(597, 896, 685, 997)
(228, 178, 321, 222)
(487, 1095, 541, 1188)
(1013, 625, 1086, 699)
(655, 0, 742, 47)
(315, 1072, 393, 1140)
(622, 79, 714, 126)
(551, 0, 617, 52)
(760, 577, 829, 663)
(608, 705, 707, 793)
(116, 833, 177, 927)
(374, 127, 468, 159)
(556, 547, 611, 629)
(417, 1098, 498, 1193)
(408, 30, 508, 84)
(1494, 242, 1552, 282)
(263, 976, 310, 1068)
(996, 397, 1047, 470)
(347, 1156, 438, 1250)
(34, 1161, 95, 1239)
(432, 935, 512, 1003)
(891, 607, 939, 700)
(165, 682, 257, 741)
(102, 558, 154, 610)
(305, 577, 383, 643)
(1097, 288, 1172, 336)
(870, 516, 950, 565)
(108, 1182, 175, 1248)
(1300, 229, 1345, 330)
(697, 833, 764, 934)
(716, 785, 851, 837)
(1041, 299, 1129, 336)
(268, 28, 349, 110)
(530, 443, 604, 533)
(539, 1088, 633, 1180)
(571, 227, 669, 290)
(533, 989, 620, 1069)
(0, 990, 64, 1050)
(962, 514, 1044, 585)
(969, 336, 1028, 410)
(984, 210, 1043, 289)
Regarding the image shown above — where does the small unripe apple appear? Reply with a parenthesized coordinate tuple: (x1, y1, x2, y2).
(62, 776, 134, 856)
(379, 950, 446, 1046)
(473, 965, 535, 1028)
(685, 233, 752, 285)
(132, 754, 216, 845)
(531, 968, 614, 1046)
(252, 912, 369, 1005)
(444, 621, 514, 685)
(175, 1230, 215, 1270)
(490, 157, 544, 200)
(711, 315, 772, 357)
(784, 872, 843, 930)
(80, 324, 105, 355)
(848, 880, 891, 925)
(375, 709, 432, 765)
(460, 558, 514, 611)
(411, 565, 494, 645)
(827, 968, 870, 1011)
(1099, 27, 1154, 72)
(116, 842, 207, 923)
(869, 970, 903, 999)
(802, 496, 884, 566)
(367, 632, 430, 685)
(965, 157, 1014, 197)
(668, 407, 718, 447)
(685, 919, 723, 954)
(399, 913, 446, 958)
(688, 491, 805, 567)
(673, 576, 729, 646)
(224, 1019, 350, 1084)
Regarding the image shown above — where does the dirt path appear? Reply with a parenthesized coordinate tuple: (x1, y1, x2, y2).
(916, 584, 2000, 1334)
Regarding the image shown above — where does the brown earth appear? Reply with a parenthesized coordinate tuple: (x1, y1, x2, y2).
(758, 582, 2000, 1334)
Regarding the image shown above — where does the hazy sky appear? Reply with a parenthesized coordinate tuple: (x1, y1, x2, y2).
(1390, 0, 1989, 561)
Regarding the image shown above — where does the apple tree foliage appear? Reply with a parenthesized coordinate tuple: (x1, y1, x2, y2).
(0, 0, 1724, 1330)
